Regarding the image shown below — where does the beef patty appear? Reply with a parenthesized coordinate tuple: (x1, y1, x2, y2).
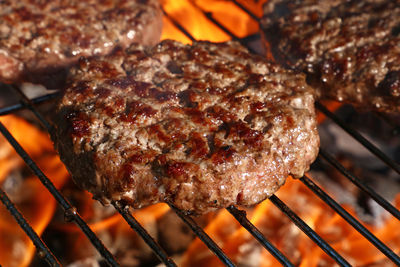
(261, 0, 400, 113)
(0, 0, 162, 86)
(51, 40, 319, 214)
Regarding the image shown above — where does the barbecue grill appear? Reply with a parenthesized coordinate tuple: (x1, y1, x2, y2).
(1, 1, 400, 266)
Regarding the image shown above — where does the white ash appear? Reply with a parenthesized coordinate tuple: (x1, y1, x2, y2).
(311, 104, 400, 226)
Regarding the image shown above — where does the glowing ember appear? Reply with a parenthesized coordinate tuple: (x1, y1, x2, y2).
(181, 179, 400, 266)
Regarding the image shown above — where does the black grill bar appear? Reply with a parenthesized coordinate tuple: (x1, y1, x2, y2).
(161, 4, 353, 264)
(9, 84, 53, 133)
(319, 149, 400, 221)
(16, 80, 232, 267)
(226, 206, 295, 267)
(113, 202, 177, 267)
(7, 86, 176, 267)
(0, 92, 59, 116)
(0, 187, 61, 267)
(160, 8, 303, 265)
(300, 174, 400, 265)
(0, 121, 120, 267)
(192, 5, 258, 54)
(161, 8, 196, 42)
(168, 203, 236, 267)
(269, 195, 352, 267)
(230, 0, 260, 22)
(316, 102, 400, 175)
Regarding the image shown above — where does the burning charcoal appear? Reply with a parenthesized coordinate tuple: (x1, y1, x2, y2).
(67, 258, 102, 267)
(235, 241, 262, 267)
(157, 211, 196, 254)
(312, 104, 400, 225)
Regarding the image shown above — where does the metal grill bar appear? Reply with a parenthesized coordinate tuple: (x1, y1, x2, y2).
(168, 203, 236, 267)
(230, 0, 260, 22)
(161, 8, 196, 42)
(192, 5, 258, 54)
(226, 206, 295, 267)
(0, 121, 120, 267)
(269, 195, 352, 267)
(316, 102, 400, 175)
(0, 92, 59, 116)
(319, 149, 400, 221)
(10, 84, 53, 132)
(6, 86, 176, 267)
(13, 82, 231, 266)
(161, 6, 352, 266)
(300, 175, 400, 265)
(0, 188, 61, 267)
(113, 202, 177, 267)
(10, 85, 234, 266)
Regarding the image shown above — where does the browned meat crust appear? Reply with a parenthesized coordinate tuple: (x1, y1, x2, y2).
(51, 40, 319, 214)
(0, 0, 162, 85)
(261, 0, 400, 113)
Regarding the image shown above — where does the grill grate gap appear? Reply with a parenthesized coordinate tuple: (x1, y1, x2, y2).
(269, 195, 352, 267)
(316, 102, 400, 175)
(189, 2, 259, 54)
(230, 0, 261, 22)
(300, 175, 400, 265)
(319, 149, 400, 220)
(0, 121, 120, 267)
(168, 203, 236, 267)
(161, 8, 196, 42)
(226, 206, 295, 267)
(0, 187, 61, 267)
(113, 202, 177, 267)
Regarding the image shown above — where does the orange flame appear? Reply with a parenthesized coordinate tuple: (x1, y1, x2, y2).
(181, 178, 400, 266)
(0, 115, 69, 267)
(161, 0, 229, 43)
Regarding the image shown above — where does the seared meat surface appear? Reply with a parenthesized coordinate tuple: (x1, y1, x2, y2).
(261, 0, 400, 113)
(0, 0, 162, 85)
(52, 40, 319, 214)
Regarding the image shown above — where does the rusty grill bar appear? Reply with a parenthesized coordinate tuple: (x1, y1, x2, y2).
(1, 1, 400, 266)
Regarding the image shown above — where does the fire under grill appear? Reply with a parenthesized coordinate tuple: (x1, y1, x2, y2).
(1, 1, 400, 266)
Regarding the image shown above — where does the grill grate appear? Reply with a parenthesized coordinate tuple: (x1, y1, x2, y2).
(300, 175, 400, 264)
(0, 1, 399, 266)
(168, 203, 236, 267)
(268, 195, 351, 267)
(113, 202, 176, 267)
(226, 205, 294, 267)
(0, 187, 60, 267)
(316, 102, 400, 175)
(0, 119, 120, 267)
